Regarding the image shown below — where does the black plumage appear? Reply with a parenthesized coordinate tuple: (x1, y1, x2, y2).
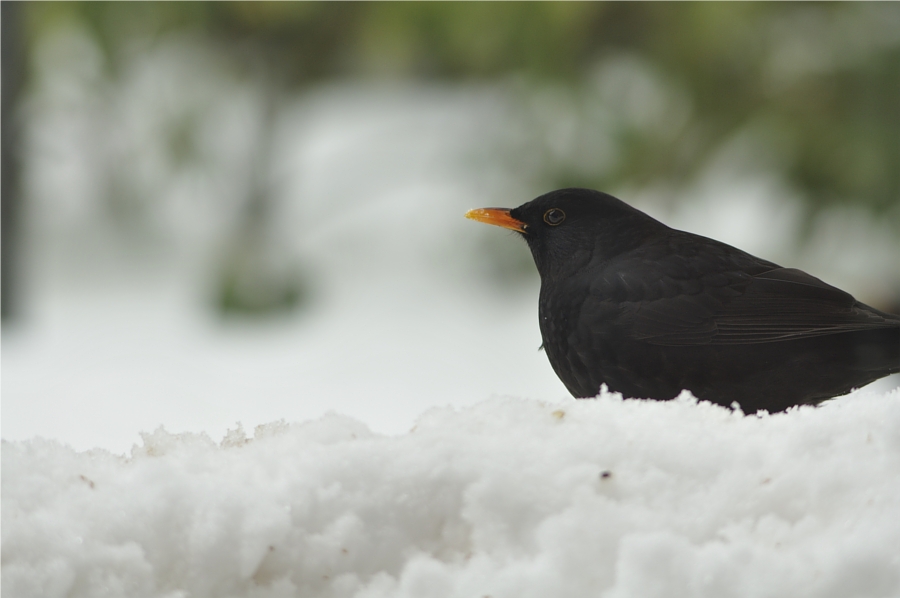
(467, 188, 900, 412)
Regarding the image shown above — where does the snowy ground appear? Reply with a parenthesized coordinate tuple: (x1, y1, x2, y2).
(1, 275, 570, 453)
(4, 389, 900, 598)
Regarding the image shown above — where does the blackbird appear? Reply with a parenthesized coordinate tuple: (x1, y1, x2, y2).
(467, 188, 900, 413)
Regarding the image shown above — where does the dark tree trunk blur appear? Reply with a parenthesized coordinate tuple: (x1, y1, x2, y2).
(2, 1, 26, 320)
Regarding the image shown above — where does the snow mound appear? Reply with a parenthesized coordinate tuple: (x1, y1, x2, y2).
(4, 389, 900, 598)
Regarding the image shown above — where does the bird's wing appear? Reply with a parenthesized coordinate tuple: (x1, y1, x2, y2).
(600, 261, 899, 346)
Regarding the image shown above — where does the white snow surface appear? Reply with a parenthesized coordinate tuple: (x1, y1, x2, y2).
(4, 388, 900, 598)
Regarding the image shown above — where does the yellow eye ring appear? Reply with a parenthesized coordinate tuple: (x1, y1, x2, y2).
(543, 208, 566, 226)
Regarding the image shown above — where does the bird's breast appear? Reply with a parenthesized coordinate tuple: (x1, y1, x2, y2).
(538, 281, 611, 397)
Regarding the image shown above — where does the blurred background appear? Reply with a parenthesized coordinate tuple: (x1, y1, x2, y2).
(3, 2, 899, 453)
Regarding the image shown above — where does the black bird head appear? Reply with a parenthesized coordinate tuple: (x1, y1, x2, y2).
(467, 188, 666, 279)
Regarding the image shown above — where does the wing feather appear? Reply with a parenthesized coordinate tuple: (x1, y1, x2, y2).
(626, 267, 899, 346)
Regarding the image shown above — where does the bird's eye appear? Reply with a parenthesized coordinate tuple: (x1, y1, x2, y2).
(543, 208, 566, 226)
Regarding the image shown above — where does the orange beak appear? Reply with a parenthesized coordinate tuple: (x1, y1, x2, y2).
(465, 208, 527, 233)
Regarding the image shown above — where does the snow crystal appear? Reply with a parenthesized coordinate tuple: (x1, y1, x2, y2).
(4, 388, 900, 598)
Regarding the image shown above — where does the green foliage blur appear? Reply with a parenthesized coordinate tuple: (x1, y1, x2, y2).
(25, 2, 900, 217)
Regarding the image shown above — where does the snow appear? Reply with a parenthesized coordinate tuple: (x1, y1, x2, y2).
(4, 388, 900, 598)
(1, 278, 574, 454)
